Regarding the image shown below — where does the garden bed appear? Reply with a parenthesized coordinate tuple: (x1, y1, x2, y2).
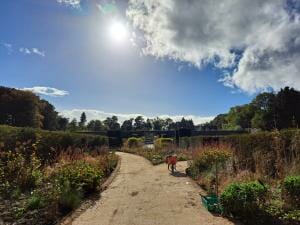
(0, 126, 117, 225)
(186, 143, 300, 225)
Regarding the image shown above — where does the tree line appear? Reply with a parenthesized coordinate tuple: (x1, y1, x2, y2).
(203, 87, 300, 131)
(0, 86, 68, 130)
(2, 85, 299, 132)
(82, 115, 195, 132)
(0, 86, 195, 131)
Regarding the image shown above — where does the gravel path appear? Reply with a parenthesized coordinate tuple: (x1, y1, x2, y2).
(70, 152, 236, 225)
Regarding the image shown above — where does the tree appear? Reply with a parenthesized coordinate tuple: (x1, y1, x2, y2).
(79, 112, 87, 128)
(57, 116, 69, 131)
(206, 114, 228, 130)
(87, 120, 104, 131)
(93, 120, 104, 131)
(121, 118, 134, 131)
(223, 104, 256, 130)
(0, 86, 43, 128)
(164, 118, 174, 130)
(152, 117, 163, 130)
(39, 100, 58, 130)
(104, 116, 120, 130)
(134, 116, 145, 130)
(251, 92, 277, 130)
(68, 118, 78, 131)
(176, 117, 195, 130)
(275, 87, 300, 129)
(145, 119, 153, 130)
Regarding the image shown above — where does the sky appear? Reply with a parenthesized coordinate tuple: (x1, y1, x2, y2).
(1, 0, 299, 124)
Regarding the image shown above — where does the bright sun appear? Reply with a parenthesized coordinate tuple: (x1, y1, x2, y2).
(109, 21, 128, 43)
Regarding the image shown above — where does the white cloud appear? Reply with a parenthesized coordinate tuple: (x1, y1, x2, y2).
(57, 0, 81, 8)
(60, 109, 214, 125)
(19, 47, 45, 57)
(21, 86, 69, 97)
(127, 0, 300, 93)
(1, 42, 13, 54)
(1, 42, 45, 57)
(32, 48, 46, 57)
(19, 47, 31, 55)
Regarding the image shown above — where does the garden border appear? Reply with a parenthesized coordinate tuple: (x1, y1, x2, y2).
(57, 155, 122, 225)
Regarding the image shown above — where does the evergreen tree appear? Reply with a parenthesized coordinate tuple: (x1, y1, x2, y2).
(79, 112, 87, 128)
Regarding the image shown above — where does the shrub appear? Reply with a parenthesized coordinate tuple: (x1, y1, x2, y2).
(127, 137, 144, 148)
(220, 181, 268, 219)
(282, 175, 300, 208)
(55, 160, 103, 194)
(0, 149, 42, 195)
(96, 152, 118, 176)
(58, 180, 83, 212)
(194, 146, 232, 167)
(188, 144, 232, 178)
(185, 165, 199, 180)
(155, 138, 173, 149)
(26, 192, 44, 210)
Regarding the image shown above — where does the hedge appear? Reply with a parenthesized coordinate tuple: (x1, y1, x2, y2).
(183, 129, 300, 178)
(0, 125, 108, 164)
(127, 137, 144, 148)
(222, 130, 300, 178)
(154, 138, 174, 149)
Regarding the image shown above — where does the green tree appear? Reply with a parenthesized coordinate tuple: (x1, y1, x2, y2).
(164, 118, 174, 130)
(145, 118, 153, 130)
(57, 116, 69, 131)
(251, 92, 277, 130)
(203, 114, 228, 130)
(176, 117, 195, 130)
(152, 117, 164, 130)
(79, 112, 87, 129)
(134, 116, 145, 130)
(87, 120, 104, 131)
(104, 116, 120, 130)
(0, 87, 42, 128)
(68, 118, 78, 131)
(275, 87, 300, 129)
(121, 118, 133, 131)
(39, 100, 58, 130)
(225, 104, 255, 130)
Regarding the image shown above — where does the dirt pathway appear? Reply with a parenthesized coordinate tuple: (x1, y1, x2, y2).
(70, 152, 236, 225)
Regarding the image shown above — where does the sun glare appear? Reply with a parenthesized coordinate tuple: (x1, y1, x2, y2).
(109, 21, 128, 43)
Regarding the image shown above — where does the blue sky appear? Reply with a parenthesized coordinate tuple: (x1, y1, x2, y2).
(1, 0, 299, 124)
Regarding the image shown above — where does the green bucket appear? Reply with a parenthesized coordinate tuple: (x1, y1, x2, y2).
(200, 194, 222, 213)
